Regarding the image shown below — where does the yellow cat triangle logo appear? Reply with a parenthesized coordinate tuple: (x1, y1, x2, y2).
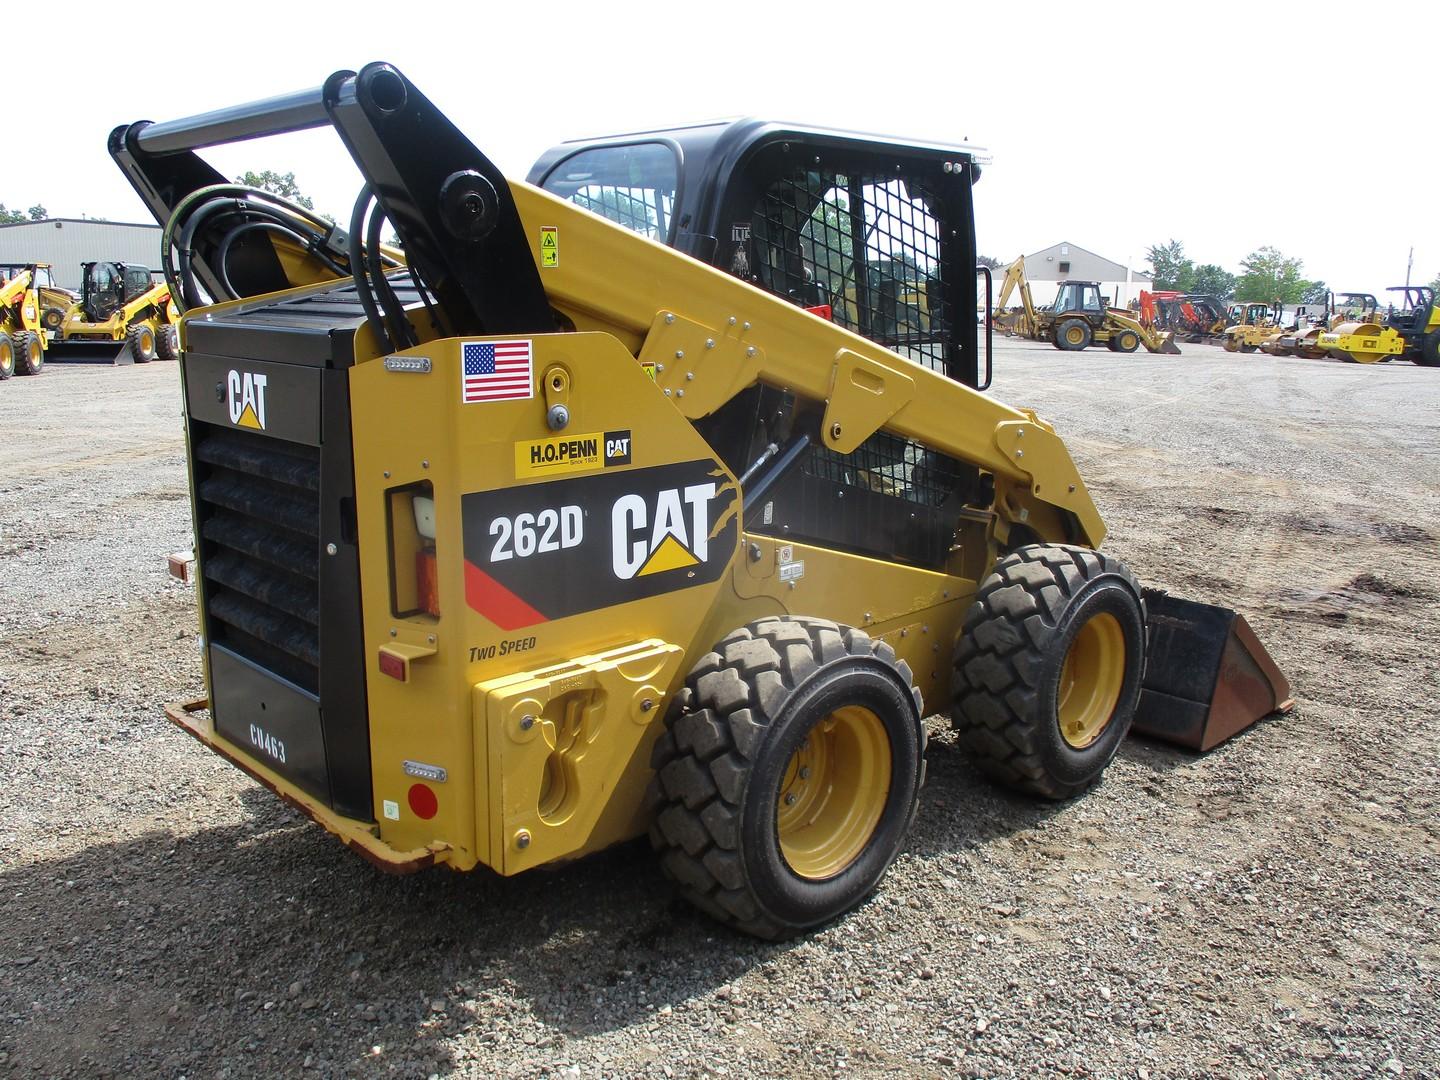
(637, 533, 699, 576)
(236, 403, 263, 429)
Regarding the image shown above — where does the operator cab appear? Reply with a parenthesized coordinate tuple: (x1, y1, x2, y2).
(529, 119, 987, 389)
(1051, 280, 1107, 321)
(532, 120, 990, 570)
(1384, 285, 1435, 331)
(82, 261, 154, 321)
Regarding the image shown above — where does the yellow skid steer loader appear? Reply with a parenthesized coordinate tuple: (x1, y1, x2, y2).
(0, 262, 58, 378)
(55, 261, 179, 364)
(110, 63, 1289, 938)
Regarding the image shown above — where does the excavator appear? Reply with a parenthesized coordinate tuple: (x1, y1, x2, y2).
(994, 255, 1178, 354)
(109, 62, 1288, 939)
(1139, 291, 1228, 342)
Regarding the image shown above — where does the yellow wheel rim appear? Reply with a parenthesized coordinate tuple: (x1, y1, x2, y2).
(1066, 326, 1084, 345)
(1057, 612, 1126, 749)
(140, 329, 154, 352)
(0, 341, 11, 371)
(777, 706, 891, 880)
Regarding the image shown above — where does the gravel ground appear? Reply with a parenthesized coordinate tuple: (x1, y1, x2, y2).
(2, 341, 1437, 1079)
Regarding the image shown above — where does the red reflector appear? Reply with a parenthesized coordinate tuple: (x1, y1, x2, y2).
(805, 304, 833, 321)
(378, 650, 406, 681)
(417, 549, 440, 617)
(408, 783, 438, 819)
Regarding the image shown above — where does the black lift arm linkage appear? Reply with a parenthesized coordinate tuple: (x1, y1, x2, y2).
(108, 62, 554, 338)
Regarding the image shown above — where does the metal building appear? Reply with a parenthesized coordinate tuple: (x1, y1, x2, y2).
(1022, 241, 1151, 308)
(0, 218, 162, 291)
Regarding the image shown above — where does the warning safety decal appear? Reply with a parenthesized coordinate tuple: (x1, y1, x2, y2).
(461, 460, 738, 630)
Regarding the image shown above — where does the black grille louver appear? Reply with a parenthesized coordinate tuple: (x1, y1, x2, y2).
(194, 424, 322, 693)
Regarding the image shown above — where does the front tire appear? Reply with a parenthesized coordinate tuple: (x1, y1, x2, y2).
(1112, 329, 1140, 353)
(127, 323, 156, 363)
(648, 617, 926, 939)
(952, 545, 1145, 800)
(12, 331, 43, 375)
(0, 332, 13, 379)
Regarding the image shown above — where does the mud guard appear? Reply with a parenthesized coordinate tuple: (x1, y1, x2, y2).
(1131, 589, 1292, 751)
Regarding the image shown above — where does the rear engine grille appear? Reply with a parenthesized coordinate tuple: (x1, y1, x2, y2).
(193, 424, 320, 693)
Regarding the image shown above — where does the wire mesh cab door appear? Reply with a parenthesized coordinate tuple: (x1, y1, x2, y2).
(714, 136, 978, 387)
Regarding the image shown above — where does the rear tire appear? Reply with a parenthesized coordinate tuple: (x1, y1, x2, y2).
(42, 306, 66, 331)
(12, 331, 42, 375)
(1415, 329, 1440, 367)
(952, 545, 1145, 800)
(1223, 335, 1240, 353)
(0, 332, 13, 379)
(1054, 318, 1092, 352)
(648, 617, 926, 939)
(156, 324, 180, 361)
(1112, 329, 1140, 353)
(127, 323, 156, 363)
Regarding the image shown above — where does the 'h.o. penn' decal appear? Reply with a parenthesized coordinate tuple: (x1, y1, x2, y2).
(460, 460, 738, 630)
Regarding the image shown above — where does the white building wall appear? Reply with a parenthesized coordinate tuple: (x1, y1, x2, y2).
(0, 220, 163, 290)
(1022, 241, 1150, 309)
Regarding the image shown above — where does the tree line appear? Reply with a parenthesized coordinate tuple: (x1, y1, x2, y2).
(1147, 240, 1440, 306)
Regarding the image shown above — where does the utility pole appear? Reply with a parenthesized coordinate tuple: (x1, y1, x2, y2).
(1405, 246, 1413, 287)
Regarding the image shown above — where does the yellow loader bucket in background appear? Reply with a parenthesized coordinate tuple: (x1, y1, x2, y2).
(1155, 331, 1181, 355)
(1132, 590, 1293, 751)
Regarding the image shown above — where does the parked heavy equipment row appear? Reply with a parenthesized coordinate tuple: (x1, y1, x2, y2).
(111, 62, 1288, 939)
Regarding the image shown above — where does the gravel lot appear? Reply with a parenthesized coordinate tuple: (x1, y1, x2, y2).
(2, 341, 1437, 1079)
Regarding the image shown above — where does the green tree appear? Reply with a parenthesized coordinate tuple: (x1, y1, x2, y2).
(1189, 263, 1236, 299)
(1234, 246, 1319, 304)
(27, 204, 46, 220)
(1146, 239, 1194, 291)
(236, 170, 315, 210)
(0, 203, 25, 224)
(977, 254, 1003, 271)
(1429, 271, 1439, 294)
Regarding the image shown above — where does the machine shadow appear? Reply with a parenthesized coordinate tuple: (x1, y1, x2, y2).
(0, 736, 1103, 1074)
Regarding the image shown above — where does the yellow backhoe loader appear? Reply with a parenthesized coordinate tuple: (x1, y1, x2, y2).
(55, 261, 179, 363)
(993, 256, 1177, 354)
(111, 63, 1288, 939)
(0, 262, 60, 377)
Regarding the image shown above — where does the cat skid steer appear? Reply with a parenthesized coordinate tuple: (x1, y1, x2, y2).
(111, 63, 1290, 939)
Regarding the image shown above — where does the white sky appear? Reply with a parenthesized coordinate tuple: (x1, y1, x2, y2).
(22, 0, 1439, 297)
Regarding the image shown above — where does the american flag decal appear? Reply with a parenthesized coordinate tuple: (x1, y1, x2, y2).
(461, 340, 533, 403)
